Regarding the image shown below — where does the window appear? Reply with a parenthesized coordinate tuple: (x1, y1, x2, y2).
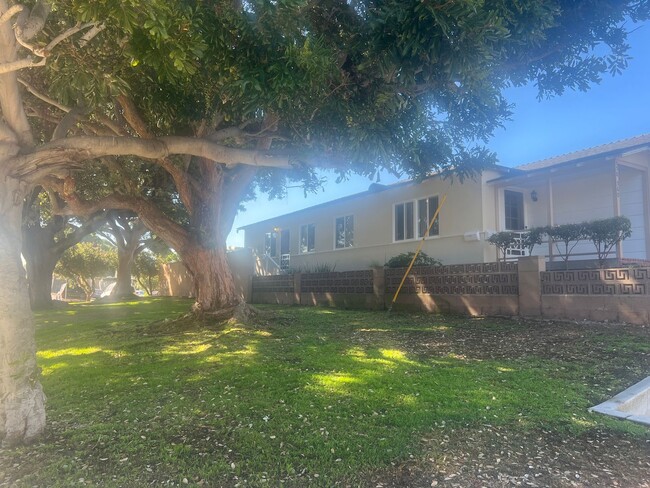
(504, 190, 525, 230)
(264, 232, 277, 256)
(335, 215, 354, 249)
(300, 224, 316, 253)
(417, 196, 440, 237)
(394, 201, 415, 241)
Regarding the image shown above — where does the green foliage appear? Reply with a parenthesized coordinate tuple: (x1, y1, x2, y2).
(32, 0, 650, 179)
(547, 223, 588, 268)
(522, 227, 546, 255)
(487, 231, 518, 262)
(584, 216, 633, 267)
(133, 251, 161, 295)
(385, 251, 442, 268)
(55, 240, 117, 299)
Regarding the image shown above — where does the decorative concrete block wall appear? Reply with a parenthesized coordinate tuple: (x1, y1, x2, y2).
(249, 258, 650, 325)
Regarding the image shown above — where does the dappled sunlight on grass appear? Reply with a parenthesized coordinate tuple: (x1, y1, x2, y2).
(397, 393, 419, 406)
(38, 346, 128, 359)
(41, 361, 69, 376)
(379, 348, 414, 363)
(312, 373, 362, 394)
(162, 342, 213, 355)
(19, 300, 648, 488)
(201, 342, 260, 364)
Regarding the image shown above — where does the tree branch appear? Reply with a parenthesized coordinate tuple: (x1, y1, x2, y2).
(46, 178, 190, 252)
(10, 135, 293, 182)
(51, 106, 87, 140)
(45, 22, 96, 53)
(13, 0, 49, 41)
(0, 4, 23, 25)
(0, 56, 45, 74)
(78, 23, 105, 48)
(116, 95, 154, 138)
(18, 77, 70, 111)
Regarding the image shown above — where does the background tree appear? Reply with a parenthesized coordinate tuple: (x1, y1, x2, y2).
(54, 240, 117, 301)
(1, 0, 648, 445)
(101, 212, 147, 299)
(133, 251, 160, 296)
(22, 187, 107, 309)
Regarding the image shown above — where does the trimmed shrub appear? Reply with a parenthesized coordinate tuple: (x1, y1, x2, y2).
(584, 216, 632, 267)
(487, 231, 518, 262)
(385, 252, 442, 268)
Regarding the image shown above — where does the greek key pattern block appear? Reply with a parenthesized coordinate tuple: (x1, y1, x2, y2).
(541, 267, 650, 295)
(385, 262, 519, 295)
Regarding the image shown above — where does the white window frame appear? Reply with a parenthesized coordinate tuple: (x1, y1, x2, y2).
(416, 195, 441, 239)
(502, 188, 526, 231)
(393, 200, 416, 242)
(299, 223, 316, 254)
(391, 195, 441, 243)
(334, 215, 354, 249)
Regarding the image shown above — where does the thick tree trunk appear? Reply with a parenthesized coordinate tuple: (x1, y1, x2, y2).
(181, 244, 240, 313)
(111, 250, 135, 298)
(25, 253, 57, 309)
(0, 184, 46, 446)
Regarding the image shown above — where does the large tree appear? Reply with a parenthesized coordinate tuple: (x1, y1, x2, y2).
(0, 0, 647, 446)
(101, 212, 147, 299)
(22, 186, 107, 309)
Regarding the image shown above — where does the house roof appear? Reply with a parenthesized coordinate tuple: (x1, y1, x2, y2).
(237, 165, 514, 230)
(517, 133, 650, 171)
(486, 133, 650, 184)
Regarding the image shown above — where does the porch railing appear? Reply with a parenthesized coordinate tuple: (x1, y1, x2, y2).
(505, 231, 529, 260)
(261, 253, 291, 275)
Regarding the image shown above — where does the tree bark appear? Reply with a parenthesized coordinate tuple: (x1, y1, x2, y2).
(181, 243, 240, 313)
(0, 181, 46, 446)
(108, 217, 145, 299)
(112, 250, 135, 298)
(24, 249, 57, 309)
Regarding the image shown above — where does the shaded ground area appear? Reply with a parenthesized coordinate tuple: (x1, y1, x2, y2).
(365, 317, 650, 487)
(0, 301, 648, 487)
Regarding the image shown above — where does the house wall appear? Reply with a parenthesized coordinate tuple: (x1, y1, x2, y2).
(495, 158, 650, 262)
(619, 166, 647, 259)
(244, 171, 503, 271)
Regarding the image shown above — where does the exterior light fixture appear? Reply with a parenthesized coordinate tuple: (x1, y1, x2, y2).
(530, 190, 538, 202)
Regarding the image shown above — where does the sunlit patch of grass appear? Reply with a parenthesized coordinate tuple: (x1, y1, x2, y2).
(162, 342, 213, 355)
(41, 362, 69, 376)
(312, 373, 362, 394)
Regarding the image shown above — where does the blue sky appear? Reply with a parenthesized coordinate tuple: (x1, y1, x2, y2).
(228, 23, 650, 247)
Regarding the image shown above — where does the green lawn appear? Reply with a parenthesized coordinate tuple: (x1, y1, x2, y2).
(1, 299, 648, 487)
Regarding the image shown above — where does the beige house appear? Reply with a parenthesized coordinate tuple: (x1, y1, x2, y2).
(239, 134, 650, 273)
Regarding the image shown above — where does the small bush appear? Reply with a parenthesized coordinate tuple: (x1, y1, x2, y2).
(584, 216, 632, 267)
(547, 223, 587, 269)
(385, 252, 442, 268)
(487, 231, 518, 262)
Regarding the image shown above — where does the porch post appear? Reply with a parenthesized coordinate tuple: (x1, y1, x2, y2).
(613, 160, 623, 260)
(547, 176, 554, 261)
